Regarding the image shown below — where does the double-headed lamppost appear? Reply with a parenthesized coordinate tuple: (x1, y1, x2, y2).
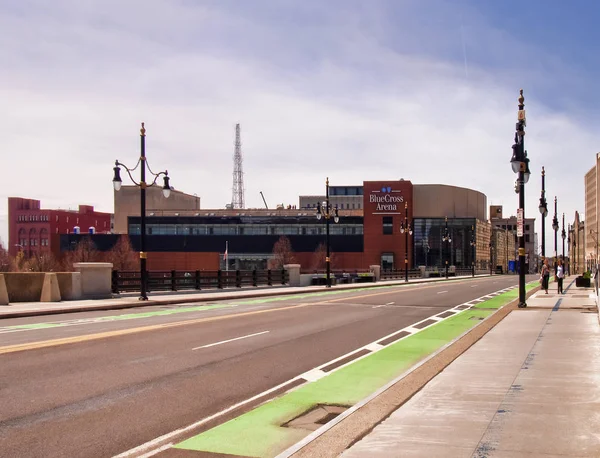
(470, 225, 476, 277)
(316, 177, 340, 288)
(112, 123, 172, 301)
(510, 89, 531, 308)
(538, 167, 548, 270)
(552, 197, 559, 269)
(561, 213, 566, 268)
(400, 202, 413, 282)
(442, 217, 452, 279)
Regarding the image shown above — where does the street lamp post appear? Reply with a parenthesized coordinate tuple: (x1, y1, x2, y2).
(561, 213, 566, 268)
(400, 202, 413, 283)
(489, 240, 493, 276)
(316, 177, 340, 288)
(538, 167, 548, 271)
(509, 89, 531, 308)
(112, 123, 172, 301)
(442, 217, 452, 279)
(470, 225, 476, 277)
(552, 197, 559, 270)
(572, 228, 577, 274)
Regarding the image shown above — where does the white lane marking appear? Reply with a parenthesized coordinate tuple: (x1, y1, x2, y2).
(373, 301, 395, 309)
(471, 285, 477, 288)
(192, 331, 269, 350)
(430, 316, 444, 321)
(365, 343, 384, 352)
(437, 290, 448, 294)
(385, 302, 395, 305)
(301, 369, 327, 382)
(123, 282, 523, 457)
(138, 443, 173, 458)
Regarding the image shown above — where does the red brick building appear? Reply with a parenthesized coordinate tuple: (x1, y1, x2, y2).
(8, 197, 112, 258)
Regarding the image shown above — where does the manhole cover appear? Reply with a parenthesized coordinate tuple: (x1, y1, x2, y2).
(283, 404, 348, 431)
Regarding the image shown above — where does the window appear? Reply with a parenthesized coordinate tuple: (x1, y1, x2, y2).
(525, 234, 530, 242)
(381, 253, 394, 270)
(383, 216, 393, 235)
(525, 224, 530, 231)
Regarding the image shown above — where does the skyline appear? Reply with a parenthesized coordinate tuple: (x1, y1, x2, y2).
(1, 0, 599, 253)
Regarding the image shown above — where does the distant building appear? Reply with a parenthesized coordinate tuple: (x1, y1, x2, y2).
(490, 206, 536, 273)
(585, 154, 600, 266)
(7, 197, 111, 258)
(63, 180, 492, 272)
(113, 185, 201, 234)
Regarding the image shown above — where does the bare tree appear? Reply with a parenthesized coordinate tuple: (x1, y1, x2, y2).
(26, 252, 61, 272)
(62, 237, 101, 271)
(311, 243, 336, 271)
(104, 235, 137, 271)
(0, 245, 10, 272)
(268, 236, 296, 269)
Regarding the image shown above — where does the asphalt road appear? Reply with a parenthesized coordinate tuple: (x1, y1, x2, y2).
(0, 275, 534, 458)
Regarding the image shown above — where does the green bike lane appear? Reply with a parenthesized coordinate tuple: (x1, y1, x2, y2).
(167, 282, 537, 458)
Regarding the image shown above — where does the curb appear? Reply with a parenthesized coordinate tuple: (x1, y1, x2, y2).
(277, 283, 541, 458)
(0, 274, 496, 320)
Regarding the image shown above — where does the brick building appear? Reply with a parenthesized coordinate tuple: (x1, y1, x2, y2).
(61, 180, 492, 272)
(8, 197, 112, 258)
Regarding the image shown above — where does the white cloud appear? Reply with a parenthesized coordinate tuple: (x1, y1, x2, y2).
(0, 0, 596, 254)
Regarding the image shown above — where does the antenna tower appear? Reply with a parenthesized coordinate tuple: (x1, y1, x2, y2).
(231, 123, 245, 209)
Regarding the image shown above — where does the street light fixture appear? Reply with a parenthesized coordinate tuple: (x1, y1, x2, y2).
(552, 196, 559, 269)
(470, 225, 476, 277)
(561, 213, 566, 265)
(316, 177, 339, 288)
(400, 202, 413, 283)
(489, 240, 493, 276)
(539, 167, 548, 271)
(442, 217, 452, 279)
(510, 89, 528, 308)
(112, 123, 172, 301)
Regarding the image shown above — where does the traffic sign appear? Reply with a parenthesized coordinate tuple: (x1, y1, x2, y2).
(517, 208, 524, 237)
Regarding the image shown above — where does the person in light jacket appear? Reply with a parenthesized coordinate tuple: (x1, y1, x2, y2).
(556, 259, 565, 294)
(540, 259, 550, 294)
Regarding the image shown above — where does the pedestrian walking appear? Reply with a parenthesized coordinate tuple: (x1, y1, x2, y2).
(540, 259, 550, 294)
(557, 259, 565, 294)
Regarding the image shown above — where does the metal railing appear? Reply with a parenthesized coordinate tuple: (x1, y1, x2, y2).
(111, 269, 288, 294)
(380, 269, 421, 280)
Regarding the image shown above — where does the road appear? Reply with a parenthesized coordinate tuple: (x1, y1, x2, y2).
(0, 275, 534, 458)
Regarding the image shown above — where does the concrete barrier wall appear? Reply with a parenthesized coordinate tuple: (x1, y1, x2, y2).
(0, 272, 84, 304)
(3, 273, 46, 303)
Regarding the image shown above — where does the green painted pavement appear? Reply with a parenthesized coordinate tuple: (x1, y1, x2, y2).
(4, 304, 236, 331)
(175, 285, 530, 457)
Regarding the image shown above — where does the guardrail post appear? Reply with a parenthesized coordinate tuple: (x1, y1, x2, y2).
(236, 270, 241, 288)
(195, 270, 201, 290)
(217, 270, 223, 289)
(252, 269, 257, 287)
(112, 270, 119, 294)
(267, 269, 272, 286)
(171, 270, 177, 291)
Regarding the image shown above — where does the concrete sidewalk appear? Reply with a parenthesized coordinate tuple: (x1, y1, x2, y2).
(342, 278, 600, 457)
(0, 273, 493, 319)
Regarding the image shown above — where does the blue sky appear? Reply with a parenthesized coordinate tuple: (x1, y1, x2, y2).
(0, 0, 598, 256)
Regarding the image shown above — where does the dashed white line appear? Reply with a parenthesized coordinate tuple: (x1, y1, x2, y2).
(192, 331, 269, 350)
(365, 343, 384, 352)
(301, 369, 327, 382)
(437, 290, 448, 294)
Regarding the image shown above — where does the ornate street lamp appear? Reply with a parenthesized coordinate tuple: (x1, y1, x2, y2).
(400, 202, 413, 283)
(470, 225, 476, 277)
(316, 177, 340, 287)
(510, 89, 529, 308)
(489, 240, 494, 276)
(552, 197, 559, 269)
(539, 167, 548, 271)
(112, 123, 172, 301)
(442, 217, 452, 279)
(561, 213, 566, 267)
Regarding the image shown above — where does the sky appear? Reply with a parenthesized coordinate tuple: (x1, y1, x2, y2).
(1, 0, 598, 255)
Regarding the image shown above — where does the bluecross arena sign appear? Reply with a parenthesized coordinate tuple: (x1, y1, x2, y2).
(369, 187, 404, 212)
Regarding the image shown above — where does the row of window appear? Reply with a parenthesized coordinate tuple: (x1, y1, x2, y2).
(16, 214, 108, 226)
(499, 224, 530, 232)
(18, 214, 50, 222)
(129, 224, 364, 236)
(305, 202, 362, 210)
(17, 238, 49, 247)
